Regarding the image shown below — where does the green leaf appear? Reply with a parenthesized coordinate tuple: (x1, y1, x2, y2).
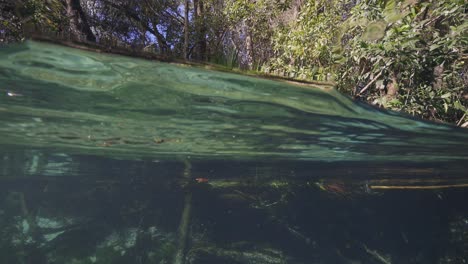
(429, 44, 440, 51)
(454, 101, 466, 111)
(441, 92, 451, 99)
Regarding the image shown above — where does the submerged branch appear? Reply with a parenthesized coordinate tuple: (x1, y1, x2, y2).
(370, 183, 468, 190)
(173, 160, 193, 264)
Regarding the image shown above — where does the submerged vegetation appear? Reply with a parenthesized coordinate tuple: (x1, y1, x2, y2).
(0, 0, 467, 125)
(1, 152, 467, 263)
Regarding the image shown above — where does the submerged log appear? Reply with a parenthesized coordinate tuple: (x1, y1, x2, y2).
(173, 160, 193, 264)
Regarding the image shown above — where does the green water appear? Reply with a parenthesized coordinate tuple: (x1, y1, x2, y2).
(1, 42, 467, 162)
(0, 41, 467, 263)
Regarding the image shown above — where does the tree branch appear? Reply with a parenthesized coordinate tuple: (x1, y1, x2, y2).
(100, 0, 169, 52)
(358, 71, 383, 96)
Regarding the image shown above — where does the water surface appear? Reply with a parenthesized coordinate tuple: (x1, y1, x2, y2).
(0, 41, 467, 263)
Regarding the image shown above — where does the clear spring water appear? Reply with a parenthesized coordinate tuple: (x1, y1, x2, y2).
(0, 41, 467, 263)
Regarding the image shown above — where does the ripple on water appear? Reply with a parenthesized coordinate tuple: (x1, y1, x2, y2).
(0, 42, 124, 91)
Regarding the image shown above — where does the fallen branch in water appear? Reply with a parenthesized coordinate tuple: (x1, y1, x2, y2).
(363, 245, 392, 264)
(173, 160, 193, 264)
(370, 183, 468, 190)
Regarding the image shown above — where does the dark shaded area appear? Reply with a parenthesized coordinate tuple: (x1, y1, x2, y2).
(1, 149, 467, 263)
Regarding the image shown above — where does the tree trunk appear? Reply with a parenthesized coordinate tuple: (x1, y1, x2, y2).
(245, 29, 254, 70)
(386, 73, 398, 99)
(184, 0, 190, 59)
(198, 1, 207, 61)
(432, 64, 444, 90)
(193, 0, 207, 61)
(65, 0, 95, 42)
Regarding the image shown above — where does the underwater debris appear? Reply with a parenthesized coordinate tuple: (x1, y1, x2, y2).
(315, 180, 356, 198)
(187, 244, 293, 264)
(7, 91, 23, 97)
(363, 245, 392, 264)
(195, 178, 209, 183)
(285, 225, 311, 245)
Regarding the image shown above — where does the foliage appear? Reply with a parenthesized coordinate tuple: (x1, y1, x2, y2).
(224, 0, 290, 69)
(0, 0, 65, 43)
(1, 0, 466, 125)
(265, 0, 345, 81)
(83, 0, 184, 54)
(337, 0, 467, 124)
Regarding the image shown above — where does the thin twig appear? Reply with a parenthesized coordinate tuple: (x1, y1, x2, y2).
(363, 245, 392, 264)
(456, 113, 466, 126)
(422, 15, 443, 27)
(358, 71, 383, 95)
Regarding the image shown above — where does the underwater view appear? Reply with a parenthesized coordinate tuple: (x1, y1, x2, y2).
(0, 41, 467, 264)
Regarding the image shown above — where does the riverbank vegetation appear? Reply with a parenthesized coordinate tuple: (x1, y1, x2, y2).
(1, 0, 466, 125)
